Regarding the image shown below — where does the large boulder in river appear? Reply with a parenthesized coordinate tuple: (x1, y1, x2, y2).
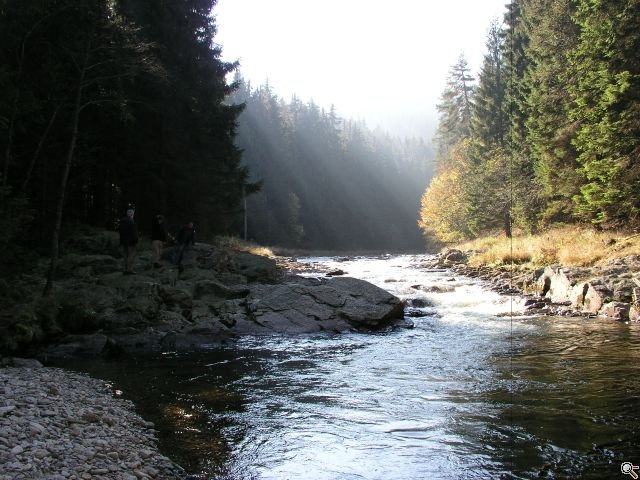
(235, 276, 404, 334)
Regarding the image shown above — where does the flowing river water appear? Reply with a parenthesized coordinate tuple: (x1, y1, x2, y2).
(59, 255, 640, 479)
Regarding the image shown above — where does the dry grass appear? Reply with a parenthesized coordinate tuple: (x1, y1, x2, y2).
(454, 226, 640, 268)
(215, 236, 275, 258)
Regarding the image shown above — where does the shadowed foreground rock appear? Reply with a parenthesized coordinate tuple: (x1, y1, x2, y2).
(8, 236, 405, 359)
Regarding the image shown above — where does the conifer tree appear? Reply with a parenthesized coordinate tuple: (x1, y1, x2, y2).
(471, 19, 506, 149)
(569, 0, 640, 226)
(435, 54, 475, 162)
(525, 0, 581, 226)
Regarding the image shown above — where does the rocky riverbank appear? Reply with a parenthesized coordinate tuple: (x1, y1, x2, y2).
(424, 248, 640, 321)
(0, 230, 404, 359)
(0, 359, 186, 480)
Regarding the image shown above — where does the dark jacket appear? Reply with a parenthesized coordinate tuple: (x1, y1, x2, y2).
(176, 224, 195, 246)
(151, 217, 168, 241)
(119, 216, 138, 246)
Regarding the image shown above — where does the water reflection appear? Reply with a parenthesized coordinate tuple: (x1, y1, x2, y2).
(58, 255, 640, 479)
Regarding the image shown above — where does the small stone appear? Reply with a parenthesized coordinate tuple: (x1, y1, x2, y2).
(144, 466, 159, 478)
(139, 449, 154, 459)
(30, 421, 46, 434)
(10, 445, 24, 455)
(133, 470, 150, 479)
(47, 385, 61, 396)
(107, 451, 119, 461)
(33, 449, 49, 459)
(81, 412, 100, 423)
(0, 406, 15, 416)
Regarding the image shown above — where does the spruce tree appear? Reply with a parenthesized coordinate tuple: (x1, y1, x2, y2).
(525, 0, 581, 226)
(569, 0, 640, 226)
(435, 54, 475, 162)
(471, 19, 506, 149)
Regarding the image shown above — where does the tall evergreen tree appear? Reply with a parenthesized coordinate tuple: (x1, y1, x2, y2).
(503, 0, 541, 231)
(503, 0, 530, 153)
(525, 0, 581, 226)
(569, 0, 640, 226)
(471, 19, 506, 149)
(435, 54, 475, 163)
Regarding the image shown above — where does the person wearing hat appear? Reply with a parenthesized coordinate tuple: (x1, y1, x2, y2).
(119, 206, 138, 274)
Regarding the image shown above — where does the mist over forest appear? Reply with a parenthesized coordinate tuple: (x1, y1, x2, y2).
(228, 78, 434, 251)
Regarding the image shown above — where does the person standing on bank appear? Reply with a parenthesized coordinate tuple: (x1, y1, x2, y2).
(119, 206, 138, 274)
(151, 214, 168, 268)
(172, 221, 195, 273)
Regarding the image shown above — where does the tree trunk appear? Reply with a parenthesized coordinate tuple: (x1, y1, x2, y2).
(504, 209, 512, 239)
(21, 107, 58, 193)
(3, 14, 49, 187)
(42, 67, 86, 296)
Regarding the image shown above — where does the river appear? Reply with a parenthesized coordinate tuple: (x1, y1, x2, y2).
(59, 254, 640, 479)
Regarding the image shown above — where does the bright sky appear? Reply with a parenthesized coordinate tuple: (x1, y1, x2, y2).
(214, 0, 508, 139)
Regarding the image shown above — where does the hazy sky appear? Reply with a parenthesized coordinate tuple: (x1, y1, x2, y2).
(214, 0, 508, 139)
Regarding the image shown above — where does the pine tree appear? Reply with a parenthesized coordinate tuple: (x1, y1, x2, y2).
(435, 54, 475, 162)
(569, 0, 640, 226)
(524, 0, 581, 226)
(471, 19, 506, 149)
(503, 0, 529, 153)
(503, 0, 542, 232)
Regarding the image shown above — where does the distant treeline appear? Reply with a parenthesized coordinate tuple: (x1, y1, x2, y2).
(420, 0, 640, 243)
(229, 78, 434, 251)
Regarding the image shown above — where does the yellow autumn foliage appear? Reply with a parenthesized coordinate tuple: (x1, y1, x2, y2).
(418, 166, 469, 243)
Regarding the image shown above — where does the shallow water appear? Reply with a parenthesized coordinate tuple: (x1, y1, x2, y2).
(60, 255, 640, 479)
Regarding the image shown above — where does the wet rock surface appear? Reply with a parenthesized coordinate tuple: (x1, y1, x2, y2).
(0, 234, 404, 359)
(422, 248, 640, 321)
(0, 362, 186, 480)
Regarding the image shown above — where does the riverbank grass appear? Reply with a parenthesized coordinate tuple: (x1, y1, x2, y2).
(215, 235, 275, 257)
(454, 226, 640, 268)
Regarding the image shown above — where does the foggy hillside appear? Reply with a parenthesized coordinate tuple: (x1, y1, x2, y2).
(229, 78, 435, 251)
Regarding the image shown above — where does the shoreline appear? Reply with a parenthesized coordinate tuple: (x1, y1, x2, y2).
(2, 250, 638, 479)
(0, 361, 186, 480)
(430, 248, 640, 321)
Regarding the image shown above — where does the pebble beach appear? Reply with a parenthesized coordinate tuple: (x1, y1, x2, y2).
(0, 361, 186, 480)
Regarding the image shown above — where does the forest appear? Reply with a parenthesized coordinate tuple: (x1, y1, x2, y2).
(228, 78, 432, 251)
(419, 0, 640, 243)
(0, 0, 248, 294)
(1, 0, 432, 297)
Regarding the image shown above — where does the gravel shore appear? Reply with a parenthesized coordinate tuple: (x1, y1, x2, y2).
(0, 362, 186, 480)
